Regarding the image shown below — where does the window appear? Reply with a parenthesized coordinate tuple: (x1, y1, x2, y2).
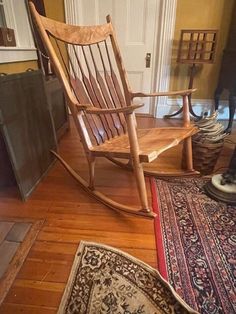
(0, 0, 37, 63)
(0, 0, 7, 27)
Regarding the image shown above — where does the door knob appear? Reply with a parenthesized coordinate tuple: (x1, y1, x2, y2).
(145, 53, 151, 68)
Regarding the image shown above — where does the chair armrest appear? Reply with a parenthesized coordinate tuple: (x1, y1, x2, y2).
(77, 103, 143, 115)
(75, 103, 91, 111)
(131, 88, 196, 99)
(131, 89, 197, 127)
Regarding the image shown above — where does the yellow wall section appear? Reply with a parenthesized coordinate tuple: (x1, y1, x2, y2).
(170, 0, 234, 99)
(44, 0, 67, 72)
(44, 0, 65, 22)
(0, 61, 38, 74)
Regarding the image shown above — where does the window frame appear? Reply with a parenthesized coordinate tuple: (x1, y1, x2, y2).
(0, 0, 7, 27)
(0, 0, 37, 63)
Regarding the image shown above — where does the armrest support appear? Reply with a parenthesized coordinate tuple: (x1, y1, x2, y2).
(182, 94, 191, 127)
(77, 103, 143, 115)
(131, 89, 197, 127)
(131, 88, 196, 99)
(78, 104, 142, 157)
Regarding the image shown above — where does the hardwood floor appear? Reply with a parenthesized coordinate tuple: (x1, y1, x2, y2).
(0, 116, 235, 313)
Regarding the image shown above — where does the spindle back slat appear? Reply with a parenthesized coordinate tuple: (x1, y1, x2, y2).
(89, 46, 121, 136)
(55, 35, 129, 141)
(31, 9, 133, 150)
(96, 42, 126, 134)
(81, 46, 114, 139)
(54, 38, 108, 144)
(104, 41, 126, 108)
(69, 40, 127, 140)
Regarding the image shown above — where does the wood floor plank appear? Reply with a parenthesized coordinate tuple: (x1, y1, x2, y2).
(27, 240, 78, 255)
(0, 303, 57, 314)
(4, 280, 64, 307)
(16, 259, 73, 283)
(0, 220, 44, 306)
(17, 241, 76, 283)
(44, 217, 154, 234)
(37, 226, 155, 249)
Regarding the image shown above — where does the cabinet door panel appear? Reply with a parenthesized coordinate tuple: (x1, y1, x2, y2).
(0, 70, 56, 200)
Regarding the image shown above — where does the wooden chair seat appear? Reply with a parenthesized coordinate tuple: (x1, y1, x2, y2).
(29, 2, 199, 219)
(92, 126, 198, 163)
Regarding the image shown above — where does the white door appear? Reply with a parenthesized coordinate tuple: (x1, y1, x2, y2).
(75, 0, 159, 115)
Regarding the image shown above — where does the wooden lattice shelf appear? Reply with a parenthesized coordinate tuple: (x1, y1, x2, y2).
(177, 29, 218, 64)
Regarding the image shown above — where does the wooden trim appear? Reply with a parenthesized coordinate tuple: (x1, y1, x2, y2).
(153, 0, 177, 117)
(0, 219, 44, 305)
(0, 49, 37, 63)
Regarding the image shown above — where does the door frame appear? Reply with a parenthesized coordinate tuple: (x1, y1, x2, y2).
(64, 0, 177, 118)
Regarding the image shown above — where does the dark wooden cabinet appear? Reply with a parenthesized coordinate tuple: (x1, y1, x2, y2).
(0, 71, 69, 199)
(44, 77, 69, 141)
(0, 132, 15, 188)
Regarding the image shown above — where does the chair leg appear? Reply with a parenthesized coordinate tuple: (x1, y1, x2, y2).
(132, 160, 150, 213)
(88, 156, 96, 190)
(126, 113, 150, 213)
(183, 137, 194, 171)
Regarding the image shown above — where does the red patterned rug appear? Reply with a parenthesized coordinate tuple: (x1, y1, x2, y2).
(151, 177, 236, 314)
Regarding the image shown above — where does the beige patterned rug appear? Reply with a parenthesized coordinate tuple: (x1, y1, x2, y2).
(58, 241, 198, 314)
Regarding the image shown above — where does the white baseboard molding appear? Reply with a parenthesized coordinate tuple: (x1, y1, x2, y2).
(156, 98, 236, 120)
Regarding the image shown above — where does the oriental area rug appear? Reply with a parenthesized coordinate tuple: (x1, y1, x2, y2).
(57, 241, 197, 314)
(151, 177, 236, 314)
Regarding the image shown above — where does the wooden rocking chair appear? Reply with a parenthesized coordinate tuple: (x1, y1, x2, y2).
(29, 2, 198, 219)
